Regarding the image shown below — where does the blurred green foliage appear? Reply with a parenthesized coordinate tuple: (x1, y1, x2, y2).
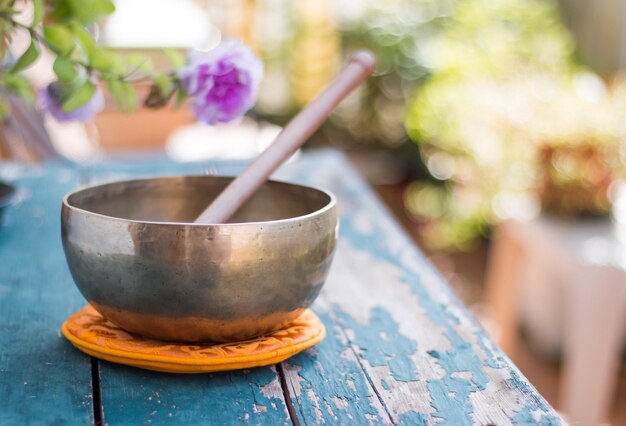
(248, 0, 625, 250)
(253, 0, 456, 147)
(335, 0, 456, 146)
(405, 0, 626, 251)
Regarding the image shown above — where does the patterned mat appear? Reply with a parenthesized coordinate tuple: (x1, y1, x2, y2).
(62, 305, 325, 373)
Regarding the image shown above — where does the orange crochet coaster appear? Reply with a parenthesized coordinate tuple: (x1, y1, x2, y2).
(62, 305, 325, 373)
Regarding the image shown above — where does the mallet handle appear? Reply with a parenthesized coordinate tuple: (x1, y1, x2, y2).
(194, 51, 376, 224)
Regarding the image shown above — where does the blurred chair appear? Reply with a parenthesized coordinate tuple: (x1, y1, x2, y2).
(485, 218, 626, 425)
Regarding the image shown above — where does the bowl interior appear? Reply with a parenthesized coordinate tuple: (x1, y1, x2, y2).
(66, 176, 332, 224)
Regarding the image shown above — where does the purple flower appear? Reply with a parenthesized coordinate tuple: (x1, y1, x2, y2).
(178, 40, 263, 125)
(39, 82, 104, 122)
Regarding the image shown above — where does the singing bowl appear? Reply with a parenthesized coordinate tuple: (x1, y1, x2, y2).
(61, 176, 338, 343)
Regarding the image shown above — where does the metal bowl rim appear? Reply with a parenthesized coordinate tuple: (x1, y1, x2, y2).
(62, 175, 337, 227)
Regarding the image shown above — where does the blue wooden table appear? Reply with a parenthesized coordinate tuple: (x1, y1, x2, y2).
(0, 150, 560, 425)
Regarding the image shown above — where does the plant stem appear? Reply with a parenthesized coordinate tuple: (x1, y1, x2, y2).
(1, 13, 155, 84)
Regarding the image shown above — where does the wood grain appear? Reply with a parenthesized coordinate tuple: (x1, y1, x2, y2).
(99, 363, 290, 425)
(0, 165, 94, 424)
(279, 151, 562, 425)
(281, 304, 393, 425)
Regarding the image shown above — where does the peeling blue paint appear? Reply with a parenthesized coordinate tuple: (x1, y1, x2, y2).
(287, 311, 386, 424)
(293, 151, 559, 423)
(427, 350, 441, 359)
(381, 379, 390, 391)
(399, 410, 429, 425)
(336, 307, 418, 382)
(439, 327, 489, 390)
(507, 367, 564, 425)
(333, 208, 495, 421)
(512, 402, 562, 425)
(100, 363, 290, 425)
(475, 330, 505, 370)
(428, 375, 474, 425)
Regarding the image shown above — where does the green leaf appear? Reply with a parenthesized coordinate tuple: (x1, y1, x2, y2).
(11, 80, 35, 101)
(154, 73, 173, 96)
(62, 80, 96, 112)
(43, 24, 75, 55)
(122, 82, 137, 113)
(53, 56, 77, 83)
(70, 22, 97, 60)
(65, 0, 115, 24)
(109, 53, 125, 75)
(32, 0, 44, 26)
(164, 48, 185, 70)
(106, 78, 125, 110)
(124, 54, 152, 75)
(11, 39, 39, 73)
(49, 0, 72, 22)
(90, 49, 115, 72)
(105, 80, 137, 113)
(0, 99, 9, 121)
(174, 86, 187, 109)
(3, 74, 35, 102)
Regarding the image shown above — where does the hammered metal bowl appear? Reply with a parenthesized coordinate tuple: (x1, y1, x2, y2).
(61, 176, 338, 343)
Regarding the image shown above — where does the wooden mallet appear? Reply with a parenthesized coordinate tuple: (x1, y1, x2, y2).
(194, 50, 376, 224)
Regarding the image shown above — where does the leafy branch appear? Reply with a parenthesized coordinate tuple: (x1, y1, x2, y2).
(0, 0, 187, 117)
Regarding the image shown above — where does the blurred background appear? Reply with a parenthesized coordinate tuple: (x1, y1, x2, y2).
(4, 0, 626, 424)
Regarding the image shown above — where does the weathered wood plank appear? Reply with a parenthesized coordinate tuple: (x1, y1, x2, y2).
(279, 150, 562, 425)
(86, 159, 292, 425)
(0, 164, 94, 425)
(99, 363, 290, 425)
(281, 302, 392, 425)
